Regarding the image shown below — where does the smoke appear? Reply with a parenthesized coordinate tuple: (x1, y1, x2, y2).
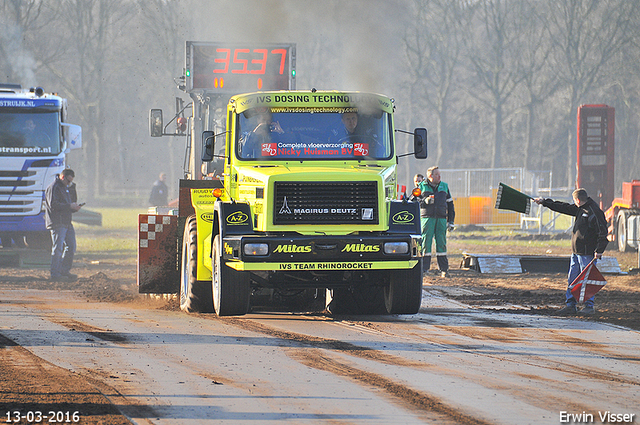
(0, 17, 38, 87)
(195, 0, 409, 96)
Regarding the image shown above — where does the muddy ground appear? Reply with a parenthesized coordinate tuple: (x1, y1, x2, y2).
(444, 231, 640, 331)
(1, 228, 639, 423)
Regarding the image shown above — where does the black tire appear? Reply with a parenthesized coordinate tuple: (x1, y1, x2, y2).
(327, 284, 388, 315)
(212, 234, 250, 316)
(617, 210, 631, 252)
(384, 260, 423, 314)
(180, 215, 214, 313)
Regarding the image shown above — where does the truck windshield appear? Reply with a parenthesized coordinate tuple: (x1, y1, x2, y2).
(237, 109, 392, 160)
(0, 110, 61, 156)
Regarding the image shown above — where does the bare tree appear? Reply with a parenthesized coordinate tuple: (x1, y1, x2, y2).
(40, 0, 131, 199)
(513, 1, 559, 171)
(464, 0, 527, 169)
(7, 0, 640, 204)
(605, 43, 640, 187)
(403, 0, 472, 167)
(0, 0, 50, 85)
(132, 0, 192, 193)
(546, 0, 639, 188)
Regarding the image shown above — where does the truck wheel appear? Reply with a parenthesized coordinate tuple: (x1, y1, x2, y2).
(385, 260, 423, 314)
(212, 234, 250, 316)
(617, 211, 631, 252)
(180, 215, 214, 313)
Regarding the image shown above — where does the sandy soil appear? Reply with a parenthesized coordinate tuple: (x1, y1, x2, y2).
(1, 229, 639, 422)
(446, 231, 640, 331)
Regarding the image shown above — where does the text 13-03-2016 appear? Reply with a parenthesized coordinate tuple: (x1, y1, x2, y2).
(5, 411, 81, 423)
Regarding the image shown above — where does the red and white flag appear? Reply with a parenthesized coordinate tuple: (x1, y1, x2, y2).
(569, 259, 607, 303)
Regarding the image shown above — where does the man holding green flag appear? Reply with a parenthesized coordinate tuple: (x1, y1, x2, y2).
(534, 188, 608, 315)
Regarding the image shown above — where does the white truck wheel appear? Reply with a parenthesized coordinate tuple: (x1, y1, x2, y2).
(180, 216, 214, 313)
(212, 234, 250, 316)
(617, 210, 632, 252)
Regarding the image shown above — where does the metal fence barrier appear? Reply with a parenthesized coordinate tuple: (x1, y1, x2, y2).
(439, 168, 570, 230)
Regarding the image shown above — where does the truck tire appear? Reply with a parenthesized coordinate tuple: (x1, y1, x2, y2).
(212, 234, 250, 316)
(384, 260, 423, 314)
(617, 210, 631, 252)
(180, 215, 214, 313)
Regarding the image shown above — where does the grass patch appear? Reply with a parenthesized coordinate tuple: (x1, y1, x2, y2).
(75, 208, 144, 257)
(94, 207, 147, 230)
(77, 235, 136, 254)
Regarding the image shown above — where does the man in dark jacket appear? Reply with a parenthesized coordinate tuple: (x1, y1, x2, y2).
(148, 172, 169, 206)
(45, 169, 82, 281)
(534, 188, 608, 315)
(418, 166, 455, 277)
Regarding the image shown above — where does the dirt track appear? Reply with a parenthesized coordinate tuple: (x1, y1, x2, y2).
(1, 232, 639, 423)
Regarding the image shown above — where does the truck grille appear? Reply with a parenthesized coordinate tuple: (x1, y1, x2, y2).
(274, 181, 378, 225)
(0, 174, 41, 215)
(0, 171, 36, 177)
(0, 199, 40, 214)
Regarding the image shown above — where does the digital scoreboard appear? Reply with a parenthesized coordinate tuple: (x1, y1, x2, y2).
(185, 41, 296, 93)
(576, 104, 615, 209)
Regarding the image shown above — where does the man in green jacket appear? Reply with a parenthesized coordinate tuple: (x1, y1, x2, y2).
(418, 166, 455, 277)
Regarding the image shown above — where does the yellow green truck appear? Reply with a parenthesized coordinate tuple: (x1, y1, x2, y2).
(138, 43, 427, 316)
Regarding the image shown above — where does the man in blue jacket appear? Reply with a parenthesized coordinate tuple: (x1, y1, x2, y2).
(45, 169, 82, 281)
(418, 166, 455, 277)
(534, 188, 608, 315)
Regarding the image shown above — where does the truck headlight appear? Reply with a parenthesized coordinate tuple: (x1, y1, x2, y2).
(383, 242, 409, 254)
(244, 243, 268, 256)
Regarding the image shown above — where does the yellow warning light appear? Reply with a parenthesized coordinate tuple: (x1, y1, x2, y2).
(257, 78, 263, 90)
(212, 188, 223, 198)
(412, 187, 421, 198)
(220, 78, 224, 88)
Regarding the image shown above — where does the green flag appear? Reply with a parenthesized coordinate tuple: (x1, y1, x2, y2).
(494, 182, 532, 214)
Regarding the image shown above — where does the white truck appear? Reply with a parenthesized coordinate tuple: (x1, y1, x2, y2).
(0, 84, 82, 248)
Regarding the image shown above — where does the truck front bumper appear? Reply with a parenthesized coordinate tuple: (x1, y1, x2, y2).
(0, 213, 46, 232)
(228, 260, 419, 272)
(222, 234, 421, 272)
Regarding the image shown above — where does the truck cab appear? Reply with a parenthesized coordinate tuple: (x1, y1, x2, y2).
(0, 84, 82, 248)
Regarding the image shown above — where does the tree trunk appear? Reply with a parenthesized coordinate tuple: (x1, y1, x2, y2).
(524, 102, 535, 170)
(566, 96, 578, 190)
(493, 102, 503, 169)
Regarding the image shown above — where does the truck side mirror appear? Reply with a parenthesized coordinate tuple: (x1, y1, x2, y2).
(414, 128, 428, 159)
(149, 109, 163, 137)
(61, 123, 82, 151)
(202, 131, 215, 161)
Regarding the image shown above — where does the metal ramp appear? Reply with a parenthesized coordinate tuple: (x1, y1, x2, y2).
(461, 253, 622, 274)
